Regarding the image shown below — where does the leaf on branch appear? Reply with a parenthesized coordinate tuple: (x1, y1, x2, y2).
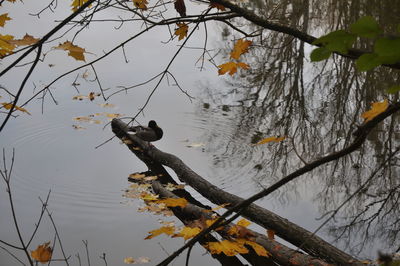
(155, 197, 188, 208)
(31, 242, 52, 263)
(172, 226, 201, 240)
(71, 0, 91, 12)
(0, 34, 16, 57)
(0, 13, 11, 27)
(204, 240, 249, 256)
(236, 239, 271, 257)
(350, 16, 382, 38)
(139, 191, 159, 201)
(361, 99, 388, 122)
(255, 136, 285, 145)
(387, 85, 400, 94)
(1, 102, 31, 115)
(218, 61, 250, 76)
(144, 226, 175, 239)
(174, 23, 188, 41)
(230, 39, 252, 60)
(310, 47, 332, 62)
(9, 34, 39, 46)
(312, 30, 356, 54)
(236, 218, 251, 227)
(132, 0, 148, 10)
(174, 0, 186, 17)
(54, 41, 87, 61)
(266, 229, 275, 240)
(209, 1, 225, 11)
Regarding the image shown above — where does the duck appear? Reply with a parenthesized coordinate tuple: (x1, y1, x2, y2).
(128, 120, 163, 142)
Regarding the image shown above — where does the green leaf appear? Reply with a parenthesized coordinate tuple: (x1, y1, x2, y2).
(313, 30, 356, 54)
(374, 37, 400, 64)
(310, 47, 332, 62)
(355, 53, 382, 71)
(387, 85, 400, 94)
(350, 16, 381, 38)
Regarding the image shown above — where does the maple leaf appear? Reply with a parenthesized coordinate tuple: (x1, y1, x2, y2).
(209, 1, 225, 11)
(0, 13, 11, 27)
(174, 0, 186, 17)
(205, 240, 248, 256)
(144, 226, 175, 239)
(230, 39, 252, 60)
(228, 225, 256, 239)
(173, 226, 201, 240)
(237, 218, 251, 227)
(361, 99, 388, 122)
(266, 229, 275, 240)
(54, 41, 86, 61)
(71, 0, 91, 12)
(236, 239, 271, 257)
(31, 242, 52, 263)
(175, 23, 188, 41)
(0, 34, 16, 57)
(155, 197, 188, 208)
(218, 61, 250, 76)
(255, 136, 285, 145)
(132, 0, 148, 10)
(9, 34, 39, 46)
(1, 102, 31, 115)
(140, 192, 159, 201)
(205, 218, 225, 231)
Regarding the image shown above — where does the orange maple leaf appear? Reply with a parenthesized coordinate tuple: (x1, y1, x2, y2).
(1, 102, 31, 115)
(266, 229, 275, 240)
(218, 61, 250, 76)
(172, 226, 201, 240)
(205, 240, 249, 256)
(155, 197, 188, 208)
(132, 0, 148, 10)
(54, 41, 87, 61)
(361, 99, 388, 122)
(0, 34, 16, 57)
(0, 13, 11, 27)
(175, 23, 188, 41)
(9, 34, 39, 46)
(31, 242, 52, 263)
(71, 0, 91, 12)
(236, 239, 271, 257)
(144, 226, 175, 239)
(230, 39, 252, 60)
(255, 136, 285, 145)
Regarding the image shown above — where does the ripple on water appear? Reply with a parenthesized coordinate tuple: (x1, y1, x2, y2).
(183, 106, 262, 195)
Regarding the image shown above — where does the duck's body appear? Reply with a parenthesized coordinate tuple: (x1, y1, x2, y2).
(128, 120, 163, 142)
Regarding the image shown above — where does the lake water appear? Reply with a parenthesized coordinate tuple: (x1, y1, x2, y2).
(2, 1, 400, 265)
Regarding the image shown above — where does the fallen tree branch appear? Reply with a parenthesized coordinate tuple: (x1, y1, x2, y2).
(111, 118, 359, 265)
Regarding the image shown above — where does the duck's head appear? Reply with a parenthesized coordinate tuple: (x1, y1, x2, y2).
(148, 120, 158, 128)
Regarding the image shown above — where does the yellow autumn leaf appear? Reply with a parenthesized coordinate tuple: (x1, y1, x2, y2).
(205, 219, 225, 231)
(144, 226, 175, 239)
(173, 226, 201, 240)
(237, 218, 251, 227)
(54, 41, 86, 61)
(0, 13, 11, 27)
(0, 34, 16, 57)
(124, 257, 135, 264)
(155, 198, 188, 208)
(236, 239, 270, 257)
(31, 242, 52, 263)
(129, 173, 146, 180)
(255, 136, 285, 145)
(1, 102, 31, 115)
(132, 0, 148, 10)
(218, 61, 250, 76)
(204, 240, 248, 256)
(140, 192, 159, 201)
(361, 99, 388, 122)
(230, 39, 252, 60)
(71, 0, 91, 12)
(9, 34, 39, 46)
(175, 23, 188, 41)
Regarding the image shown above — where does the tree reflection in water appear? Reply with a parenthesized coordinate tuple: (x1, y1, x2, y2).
(195, 0, 400, 256)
